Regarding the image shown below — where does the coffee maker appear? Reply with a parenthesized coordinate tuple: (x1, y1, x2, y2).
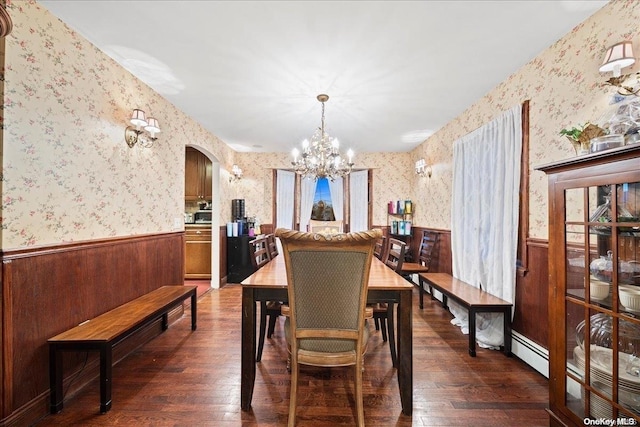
(231, 199, 248, 235)
(246, 216, 256, 232)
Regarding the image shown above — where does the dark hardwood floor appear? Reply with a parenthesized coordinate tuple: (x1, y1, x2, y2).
(35, 284, 549, 426)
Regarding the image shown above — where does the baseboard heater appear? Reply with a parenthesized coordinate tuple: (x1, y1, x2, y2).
(511, 330, 549, 378)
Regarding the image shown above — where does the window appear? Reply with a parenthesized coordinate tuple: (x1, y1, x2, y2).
(311, 178, 336, 221)
(273, 170, 371, 232)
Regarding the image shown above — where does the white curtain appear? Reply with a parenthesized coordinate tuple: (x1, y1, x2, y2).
(328, 177, 344, 222)
(276, 170, 295, 230)
(450, 105, 522, 349)
(299, 177, 316, 231)
(349, 170, 369, 232)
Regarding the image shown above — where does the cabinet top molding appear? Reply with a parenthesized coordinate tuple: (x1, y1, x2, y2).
(535, 144, 640, 174)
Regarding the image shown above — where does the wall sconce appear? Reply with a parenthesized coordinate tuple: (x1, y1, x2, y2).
(124, 109, 161, 148)
(229, 164, 243, 182)
(600, 41, 639, 96)
(415, 158, 431, 178)
(0, 4, 13, 38)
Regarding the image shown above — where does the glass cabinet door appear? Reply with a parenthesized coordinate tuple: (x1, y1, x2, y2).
(563, 181, 640, 422)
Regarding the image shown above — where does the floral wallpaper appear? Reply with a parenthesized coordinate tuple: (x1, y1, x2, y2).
(3, 1, 236, 249)
(3, 0, 637, 250)
(410, 0, 640, 239)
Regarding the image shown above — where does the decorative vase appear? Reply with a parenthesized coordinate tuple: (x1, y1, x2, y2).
(578, 141, 590, 155)
(577, 124, 606, 155)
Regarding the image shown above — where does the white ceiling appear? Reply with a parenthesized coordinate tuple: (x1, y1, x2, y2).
(39, 0, 607, 154)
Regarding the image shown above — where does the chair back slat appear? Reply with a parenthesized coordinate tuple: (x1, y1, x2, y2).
(266, 233, 279, 259)
(249, 236, 271, 269)
(385, 238, 406, 273)
(374, 235, 386, 260)
(417, 231, 438, 269)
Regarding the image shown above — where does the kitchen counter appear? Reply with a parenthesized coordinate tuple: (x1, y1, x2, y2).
(185, 223, 212, 229)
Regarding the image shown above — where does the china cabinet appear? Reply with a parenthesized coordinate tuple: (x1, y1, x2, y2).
(537, 145, 640, 426)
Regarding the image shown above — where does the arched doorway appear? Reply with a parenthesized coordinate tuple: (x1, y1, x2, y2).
(185, 145, 221, 289)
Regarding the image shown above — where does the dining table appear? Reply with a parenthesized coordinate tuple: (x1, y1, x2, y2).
(240, 253, 414, 415)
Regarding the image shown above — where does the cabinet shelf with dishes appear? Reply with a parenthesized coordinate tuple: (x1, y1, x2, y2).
(537, 144, 640, 427)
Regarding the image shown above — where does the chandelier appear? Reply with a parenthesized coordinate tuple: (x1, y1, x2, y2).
(291, 94, 354, 181)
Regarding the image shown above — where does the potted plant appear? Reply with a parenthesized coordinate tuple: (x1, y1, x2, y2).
(560, 122, 606, 155)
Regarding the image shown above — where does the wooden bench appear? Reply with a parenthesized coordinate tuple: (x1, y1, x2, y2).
(48, 285, 197, 414)
(418, 273, 512, 357)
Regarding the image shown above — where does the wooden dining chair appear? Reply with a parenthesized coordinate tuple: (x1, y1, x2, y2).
(263, 233, 282, 340)
(249, 236, 281, 362)
(373, 237, 406, 367)
(266, 233, 279, 259)
(275, 228, 380, 427)
(397, 231, 439, 309)
(249, 236, 271, 270)
(384, 238, 406, 272)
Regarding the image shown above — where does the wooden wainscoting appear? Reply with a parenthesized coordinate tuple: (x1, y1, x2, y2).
(513, 239, 549, 349)
(0, 232, 185, 426)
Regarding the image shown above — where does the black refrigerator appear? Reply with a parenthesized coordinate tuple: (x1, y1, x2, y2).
(227, 235, 256, 283)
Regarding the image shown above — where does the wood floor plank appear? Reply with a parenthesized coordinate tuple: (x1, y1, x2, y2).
(35, 283, 549, 426)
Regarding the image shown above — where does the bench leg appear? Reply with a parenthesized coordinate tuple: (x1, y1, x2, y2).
(468, 309, 476, 357)
(442, 294, 448, 310)
(429, 285, 436, 301)
(191, 292, 197, 331)
(100, 345, 113, 413)
(503, 308, 512, 357)
(418, 278, 424, 309)
(162, 313, 169, 331)
(49, 345, 64, 414)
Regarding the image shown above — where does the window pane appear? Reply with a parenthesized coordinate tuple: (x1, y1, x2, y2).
(311, 178, 336, 221)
